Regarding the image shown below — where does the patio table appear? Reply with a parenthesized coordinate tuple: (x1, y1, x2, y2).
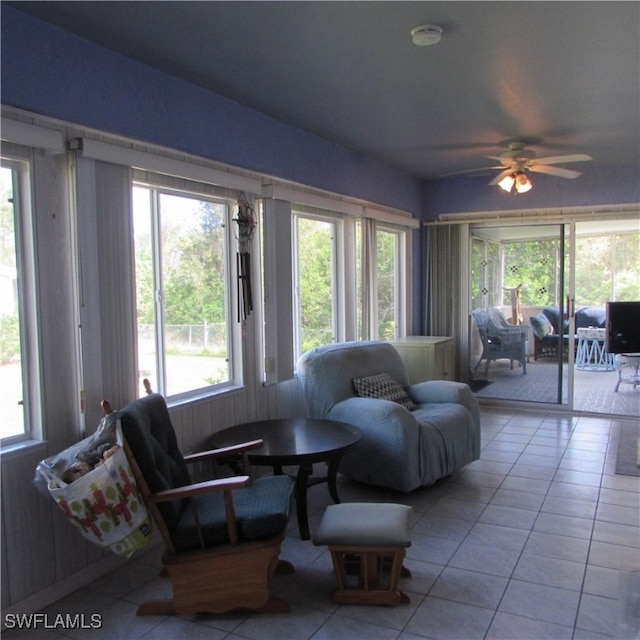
(576, 328, 615, 371)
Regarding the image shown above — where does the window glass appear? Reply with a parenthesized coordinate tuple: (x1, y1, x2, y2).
(355, 219, 364, 340)
(502, 239, 559, 307)
(575, 232, 640, 304)
(376, 227, 400, 340)
(471, 238, 501, 309)
(0, 164, 28, 440)
(133, 185, 232, 398)
(294, 215, 336, 355)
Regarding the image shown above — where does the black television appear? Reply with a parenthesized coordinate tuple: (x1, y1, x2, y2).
(606, 301, 640, 354)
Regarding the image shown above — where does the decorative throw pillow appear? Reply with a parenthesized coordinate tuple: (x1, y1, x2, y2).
(352, 372, 416, 411)
(530, 313, 553, 339)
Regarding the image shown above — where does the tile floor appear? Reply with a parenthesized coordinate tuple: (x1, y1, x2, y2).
(4, 407, 640, 640)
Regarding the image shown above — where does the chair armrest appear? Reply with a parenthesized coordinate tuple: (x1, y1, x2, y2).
(409, 380, 470, 404)
(149, 475, 251, 503)
(328, 397, 419, 448)
(497, 325, 528, 343)
(183, 439, 264, 464)
(409, 380, 480, 431)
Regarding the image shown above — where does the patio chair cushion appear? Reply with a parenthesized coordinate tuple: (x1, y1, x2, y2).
(530, 313, 554, 339)
(542, 307, 570, 335)
(575, 307, 606, 329)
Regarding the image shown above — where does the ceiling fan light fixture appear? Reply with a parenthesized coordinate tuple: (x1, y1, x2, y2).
(498, 173, 516, 192)
(515, 172, 533, 193)
(411, 24, 443, 46)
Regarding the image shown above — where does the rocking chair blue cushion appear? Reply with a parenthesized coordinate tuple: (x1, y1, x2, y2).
(172, 476, 294, 551)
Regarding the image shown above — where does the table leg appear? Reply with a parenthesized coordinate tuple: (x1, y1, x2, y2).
(327, 456, 342, 504)
(295, 463, 313, 540)
(576, 338, 587, 368)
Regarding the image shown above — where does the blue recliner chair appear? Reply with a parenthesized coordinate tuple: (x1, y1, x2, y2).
(296, 341, 481, 493)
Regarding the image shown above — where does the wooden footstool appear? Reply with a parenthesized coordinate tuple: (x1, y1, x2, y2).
(313, 502, 412, 605)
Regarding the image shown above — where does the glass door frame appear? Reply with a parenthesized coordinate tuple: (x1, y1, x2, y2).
(467, 221, 576, 411)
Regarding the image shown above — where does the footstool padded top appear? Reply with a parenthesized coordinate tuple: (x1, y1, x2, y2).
(313, 503, 411, 547)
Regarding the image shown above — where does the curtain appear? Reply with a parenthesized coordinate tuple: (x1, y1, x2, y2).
(359, 217, 377, 339)
(75, 158, 138, 430)
(424, 223, 469, 381)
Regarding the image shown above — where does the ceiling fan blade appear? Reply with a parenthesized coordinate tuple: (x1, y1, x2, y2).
(529, 164, 582, 179)
(488, 169, 513, 186)
(533, 153, 592, 165)
(440, 165, 503, 178)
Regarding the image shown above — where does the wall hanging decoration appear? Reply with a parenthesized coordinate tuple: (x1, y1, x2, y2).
(233, 193, 257, 321)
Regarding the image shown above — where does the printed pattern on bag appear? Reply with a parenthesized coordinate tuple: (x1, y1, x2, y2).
(55, 462, 142, 540)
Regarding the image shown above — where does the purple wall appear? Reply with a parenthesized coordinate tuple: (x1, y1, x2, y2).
(1, 7, 423, 215)
(423, 165, 639, 220)
(2, 7, 638, 336)
(4, 7, 637, 221)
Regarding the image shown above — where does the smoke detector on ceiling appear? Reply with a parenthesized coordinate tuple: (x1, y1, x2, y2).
(411, 24, 443, 46)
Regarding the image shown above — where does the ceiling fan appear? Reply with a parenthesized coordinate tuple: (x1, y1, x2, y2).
(447, 141, 592, 193)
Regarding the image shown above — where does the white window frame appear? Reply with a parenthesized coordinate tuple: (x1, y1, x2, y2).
(290, 210, 410, 361)
(0, 157, 42, 446)
(132, 181, 239, 401)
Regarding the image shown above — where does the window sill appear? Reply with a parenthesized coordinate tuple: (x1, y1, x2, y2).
(0, 438, 48, 460)
(167, 384, 245, 411)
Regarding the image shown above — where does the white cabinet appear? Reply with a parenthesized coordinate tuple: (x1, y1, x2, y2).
(388, 336, 455, 384)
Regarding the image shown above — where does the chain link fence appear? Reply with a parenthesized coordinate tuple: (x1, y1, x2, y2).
(138, 322, 227, 355)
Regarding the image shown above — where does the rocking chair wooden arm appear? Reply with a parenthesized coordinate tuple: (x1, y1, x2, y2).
(183, 439, 264, 464)
(148, 475, 251, 503)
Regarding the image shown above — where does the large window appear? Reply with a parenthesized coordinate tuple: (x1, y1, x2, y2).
(0, 162, 35, 442)
(292, 210, 408, 360)
(133, 184, 233, 399)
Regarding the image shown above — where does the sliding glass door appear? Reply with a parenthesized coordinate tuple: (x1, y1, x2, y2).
(467, 214, 639, 417)
(572, 219, 640, 416)
(469, 223, 571, 407)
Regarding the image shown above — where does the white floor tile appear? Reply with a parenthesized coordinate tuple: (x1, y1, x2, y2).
(6, 407, 638, 640)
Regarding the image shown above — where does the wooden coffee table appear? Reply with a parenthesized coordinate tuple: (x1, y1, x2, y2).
(209, 418, 361, 540)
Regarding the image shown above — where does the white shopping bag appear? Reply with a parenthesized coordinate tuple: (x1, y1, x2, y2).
(36, 412, 153, 557)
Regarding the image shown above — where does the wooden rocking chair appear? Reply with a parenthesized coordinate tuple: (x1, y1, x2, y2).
(104, 381, 294, 616)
